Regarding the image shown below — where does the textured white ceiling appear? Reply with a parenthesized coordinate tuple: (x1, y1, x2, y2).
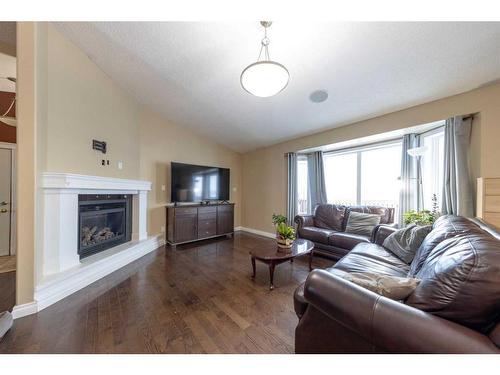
(54, 22, 500, 153)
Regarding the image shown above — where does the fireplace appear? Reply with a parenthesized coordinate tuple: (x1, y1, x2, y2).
(78, 194, 132, 259)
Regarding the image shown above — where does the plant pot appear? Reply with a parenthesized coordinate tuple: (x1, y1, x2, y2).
(276, 236, 294, 251)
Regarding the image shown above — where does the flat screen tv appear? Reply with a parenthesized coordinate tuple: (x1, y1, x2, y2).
(171, 162, 230, 203)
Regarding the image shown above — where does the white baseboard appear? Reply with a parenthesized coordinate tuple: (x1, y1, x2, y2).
(34, 234, 165, 313)
(12, 301, 38, 319)
(235, 226, 275, 239)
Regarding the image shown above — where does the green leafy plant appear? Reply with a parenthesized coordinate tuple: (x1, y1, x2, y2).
(272, 213, 287, 226)
(276, 222, 296, 240)
(403, 210, 437, 226)
(404, 194, 441, 226)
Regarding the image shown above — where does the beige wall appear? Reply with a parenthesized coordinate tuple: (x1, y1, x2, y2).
(44, 24, 141, 179)
(242, 82, 500, 234)
(16, 22, 36, 305)
(139, 109, 242, 235)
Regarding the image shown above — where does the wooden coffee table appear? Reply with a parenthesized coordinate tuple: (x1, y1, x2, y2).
(249, 238, 314, 290)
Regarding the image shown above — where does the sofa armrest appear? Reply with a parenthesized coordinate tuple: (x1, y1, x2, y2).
(294, 214, 314, 230)
(303, 270, 499, 353)
(371, 223, 398, 244)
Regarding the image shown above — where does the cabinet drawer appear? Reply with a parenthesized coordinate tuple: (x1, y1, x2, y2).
(217, 205, 233, 212)
(198, 218, 217, 238)
(175, 207, 198, 216)
(198, 206, 217, 214)
(199, 211, 216, 221)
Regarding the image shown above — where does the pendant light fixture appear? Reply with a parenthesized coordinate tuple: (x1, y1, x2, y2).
(240, 21, 290, 98)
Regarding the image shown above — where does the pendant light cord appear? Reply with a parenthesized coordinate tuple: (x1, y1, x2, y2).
(257, 24, 271, 62)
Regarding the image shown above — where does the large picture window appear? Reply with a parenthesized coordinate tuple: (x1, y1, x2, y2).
(323, 142, 402, 210)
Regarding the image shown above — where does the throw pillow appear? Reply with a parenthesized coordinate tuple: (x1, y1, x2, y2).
(341, 272, 421, 300)
(383, 224, 432, 264)
(345, 211, 381, 237)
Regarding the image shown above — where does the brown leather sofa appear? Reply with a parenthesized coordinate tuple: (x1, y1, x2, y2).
(295, 204, 395, 260)
(293, 215, 500, 353)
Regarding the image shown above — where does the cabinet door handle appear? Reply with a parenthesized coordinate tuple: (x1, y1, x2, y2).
(0, 208, 8, 213)
(0, 201, 8, 206)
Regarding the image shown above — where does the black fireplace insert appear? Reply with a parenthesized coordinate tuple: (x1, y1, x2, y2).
(78, 194, 132, 259)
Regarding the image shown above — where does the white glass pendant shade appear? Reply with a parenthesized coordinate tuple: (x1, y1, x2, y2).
(407, 146, 428, 157)
(241, 61, 290, 98)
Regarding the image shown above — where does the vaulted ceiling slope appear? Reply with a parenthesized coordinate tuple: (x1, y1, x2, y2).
(55, 22, 500, 153)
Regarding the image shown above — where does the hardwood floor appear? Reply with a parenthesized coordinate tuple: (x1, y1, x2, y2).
(0, 255, 16, 274)
(0, 232, 333, 353)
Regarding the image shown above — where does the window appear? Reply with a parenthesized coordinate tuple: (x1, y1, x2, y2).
(360, 145, 402, 207)
(297, 156, 308, 214)
(421, 128, 445, 210)
(323, 152, 357, 205)
(323, 142, 402, 211)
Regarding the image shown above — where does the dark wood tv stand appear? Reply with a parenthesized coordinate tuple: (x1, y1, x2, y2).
(166, 203, 235, 247)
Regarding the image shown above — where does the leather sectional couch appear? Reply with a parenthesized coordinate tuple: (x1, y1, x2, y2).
(295, 204, 395, 260)
(294, 215, 500, 353)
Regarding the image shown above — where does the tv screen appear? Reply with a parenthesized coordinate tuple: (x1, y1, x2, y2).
(171, 162, 230, 202)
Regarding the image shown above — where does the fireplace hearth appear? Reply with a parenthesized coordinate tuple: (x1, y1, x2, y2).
(78, 194, 132, 259)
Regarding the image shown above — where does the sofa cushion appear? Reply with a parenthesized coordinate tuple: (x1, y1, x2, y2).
(313, 204, 346, 231)
(298, 226, 336, 244)
(406, 233, 500, 333)
(345, 206, 393, 229)
(383, 224, 432, 264)
(345, 211, 381, 236)
(340, 272, 421, 300)
(329, 232, 370, 250)
(408, 215, 483, 277)
(332, 243, 410, 277)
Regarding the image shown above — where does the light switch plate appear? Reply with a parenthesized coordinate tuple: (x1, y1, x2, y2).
(118, 161, 123, 170)
(161, 185, 166, 191)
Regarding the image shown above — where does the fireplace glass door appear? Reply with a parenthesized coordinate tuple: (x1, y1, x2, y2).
(78, 195, 132, 259)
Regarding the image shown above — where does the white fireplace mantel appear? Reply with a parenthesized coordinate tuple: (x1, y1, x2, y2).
(42, 172, 152, 191)
(14, 173, 163, 318)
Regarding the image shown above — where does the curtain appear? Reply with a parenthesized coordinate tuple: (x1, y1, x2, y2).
(442, 116, 473, 217)
(307, 151, 328, 214)
(399, 134, 422, 224)
(286, 153, 298, 225)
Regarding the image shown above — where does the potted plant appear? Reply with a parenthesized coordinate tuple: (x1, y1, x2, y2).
(272, 213, 287, 227)
(276, 222, 296, 250)
(403, 194, 440, 226)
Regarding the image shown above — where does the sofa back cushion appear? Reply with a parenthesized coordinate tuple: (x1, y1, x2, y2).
(345, 211, 381, 236)
(408, 215, 483, 276)
(406, 231, 500, 333)
(344, 206, 394, 230)
(314, 204, 346, 231)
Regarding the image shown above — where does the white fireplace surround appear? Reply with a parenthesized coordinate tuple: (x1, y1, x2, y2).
(13, 173, 164, 319)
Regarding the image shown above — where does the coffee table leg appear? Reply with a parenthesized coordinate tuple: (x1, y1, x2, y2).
(309, 251, 313, 271)
(251, 257, 256, 279)
(269, 262, 275, 290)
